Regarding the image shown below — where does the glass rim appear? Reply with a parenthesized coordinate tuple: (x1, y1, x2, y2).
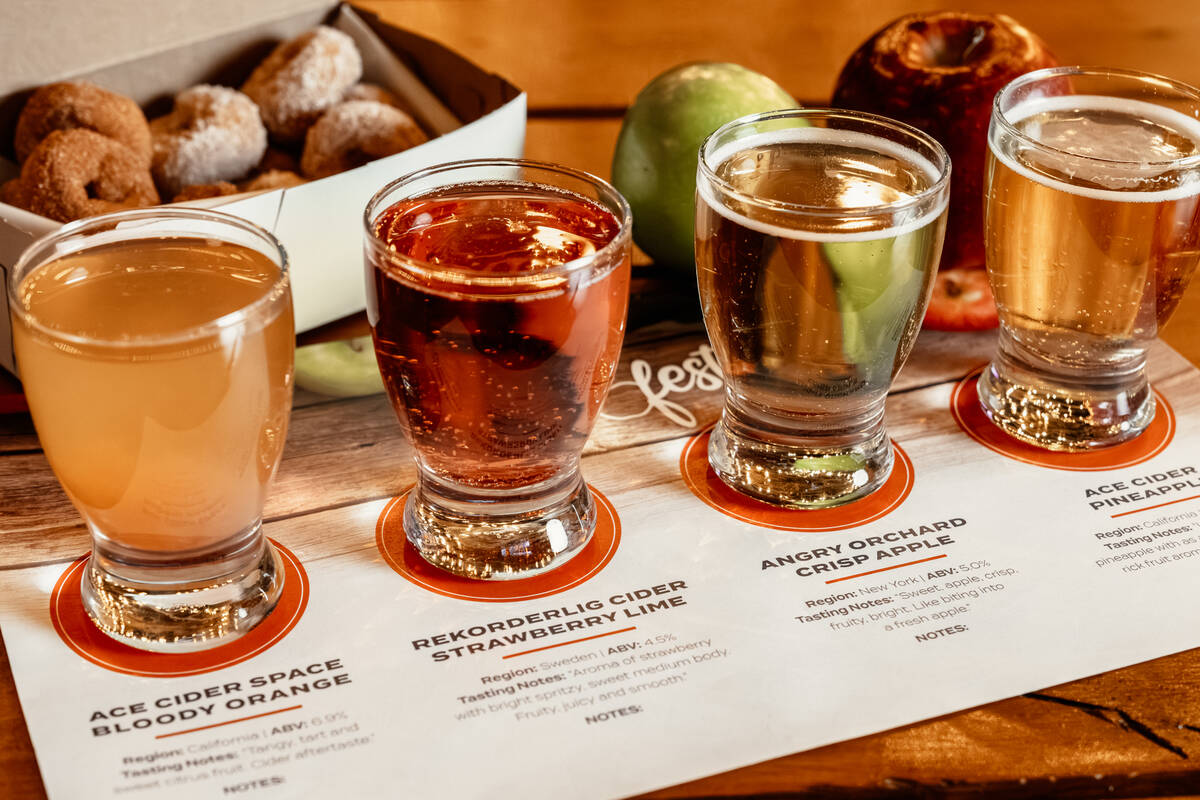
(697, 107, 952, 219)
(993, 65, 1200, 169)
(8, 206, 290, 350)
(363, 157, 633, 287)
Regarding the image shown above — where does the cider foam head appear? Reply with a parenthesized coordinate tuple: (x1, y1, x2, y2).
(991, 94, 1200, 202)
(698, 127, 949, 243)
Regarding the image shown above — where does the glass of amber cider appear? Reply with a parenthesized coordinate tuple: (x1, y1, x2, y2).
(364, 159, 632, 580)
(980, 67, 1200, 450)
(696, 109, 950, 508)
(9, 208, 294, 651)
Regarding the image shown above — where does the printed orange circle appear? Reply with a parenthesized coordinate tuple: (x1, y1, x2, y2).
(679, 426, 915, 532)
(49, 540, 309, 678)
(950, 366, 1175, 471)
(377, 486, 621, 602)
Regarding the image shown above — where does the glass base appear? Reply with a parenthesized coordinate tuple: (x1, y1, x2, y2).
(81, 534, 284, 653)
(977, 354, 1154, 452)
(404, 473, 595, 580)
(707, 414, 892, 509)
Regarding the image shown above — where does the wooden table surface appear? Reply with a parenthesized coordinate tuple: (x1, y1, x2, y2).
(5, 1, 1200, 797)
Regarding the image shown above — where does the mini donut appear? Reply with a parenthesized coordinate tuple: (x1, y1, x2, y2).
(172, 181, 239, 203)
(0, 178, 27, 209)
(241, 170, 306, 192)
(343, 82, 400, 108)
(242, 26, 363, 142)
(150, 85, 268, 197)
(300, 100, 426, 179)
(21, 129, 158, 222)
(14, 82, 152, 166)
(258, 146, 300, 174)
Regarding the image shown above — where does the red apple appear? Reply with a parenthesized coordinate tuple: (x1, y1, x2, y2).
(922, 268, 999, 331)
(833, 12, 1056, 329)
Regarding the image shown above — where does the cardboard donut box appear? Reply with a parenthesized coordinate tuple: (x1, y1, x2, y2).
(0, 1, 526, 375)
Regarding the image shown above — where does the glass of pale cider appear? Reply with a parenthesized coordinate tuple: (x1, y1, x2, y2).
(9, 208, 294, 651)
(364, 160, 631, 580)
(980, 67, 1200, 450)
(696, 109, 950, 508)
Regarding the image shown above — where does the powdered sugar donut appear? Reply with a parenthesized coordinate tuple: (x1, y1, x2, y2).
(300, 100, 426, 179)
(242, 26, 363, 142)
(14, 81, 151, 166)
(150, 85, 268, 197)
(343, 82, 401, 108)
(21, 129, 158, 222)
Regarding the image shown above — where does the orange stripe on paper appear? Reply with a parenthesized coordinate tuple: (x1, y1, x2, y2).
(824, 554, 948, 584)
(1111, 494, 1200, 518)
(154, 704, 303, 739)
(502, 626, 637, 659)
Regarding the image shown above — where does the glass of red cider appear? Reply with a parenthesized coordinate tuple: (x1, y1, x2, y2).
(364, 160, 632, 580)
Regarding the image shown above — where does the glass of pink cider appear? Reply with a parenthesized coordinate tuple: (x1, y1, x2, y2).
(364, 160, 632, 580)
(8, 208, 294, 652)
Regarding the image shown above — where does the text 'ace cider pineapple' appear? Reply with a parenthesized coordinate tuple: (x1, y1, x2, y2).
(12, 239, 294, 553)
(369, 182, 630, 490)
(987, 96, 1200, 366)
(696, 128, 946, 503)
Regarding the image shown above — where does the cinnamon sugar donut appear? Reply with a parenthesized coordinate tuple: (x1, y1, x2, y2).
(0, 178, 27, 209)
(172, 181, 239, 203)
(241, 169, 306, 192)
(242, 26, 362, 142)
(150, 85, 267, 197)
(343, 83, 400, 108)
(300, 100, 426, 179)
(21, 129, 158, 222)
(14, 81, 151, 165)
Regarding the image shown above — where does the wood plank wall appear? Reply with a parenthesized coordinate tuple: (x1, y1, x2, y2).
(359, 0, 1200, 179)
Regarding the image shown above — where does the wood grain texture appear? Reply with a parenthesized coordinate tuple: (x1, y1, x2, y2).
(0, 635, 44, 800)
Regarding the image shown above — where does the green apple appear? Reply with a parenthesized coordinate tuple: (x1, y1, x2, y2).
(823, 234, 927, 372)
(294, 335, 385, 398)
(793, 453, 867, 473)
(612, 62, 797, 271)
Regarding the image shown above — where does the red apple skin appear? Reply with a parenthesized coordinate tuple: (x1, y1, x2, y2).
(833, 12, 1057, 273)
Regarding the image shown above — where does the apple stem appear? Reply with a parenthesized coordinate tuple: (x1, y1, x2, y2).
(960, 26, 988, 64)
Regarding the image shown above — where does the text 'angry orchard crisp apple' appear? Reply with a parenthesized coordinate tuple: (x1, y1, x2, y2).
(366, 160, 631, 580)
